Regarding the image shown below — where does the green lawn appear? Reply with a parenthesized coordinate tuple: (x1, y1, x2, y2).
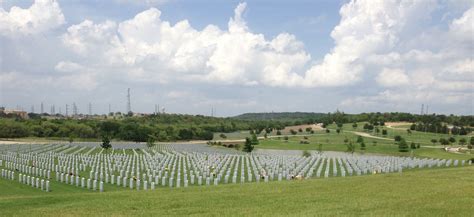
(256, 131, 473, 160)
(327, 122, 472, 145)
(0, 166, 472, 216)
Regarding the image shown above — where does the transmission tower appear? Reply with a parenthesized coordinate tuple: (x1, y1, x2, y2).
(88, 103, 92, 116)
(73, 103, 78, 116)
(65, 104, 69, 117)
(31, 105, 34, 113)
(127, 88, 131, 113)
(40, 102, 44, 114)
(420, 104, 424, 115)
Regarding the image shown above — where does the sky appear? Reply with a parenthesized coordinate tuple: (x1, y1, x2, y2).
(0, 0, 473, 116)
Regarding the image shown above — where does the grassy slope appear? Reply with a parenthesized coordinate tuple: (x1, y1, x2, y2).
(257, 132, 472, 160)
(0, 167, 472, 216)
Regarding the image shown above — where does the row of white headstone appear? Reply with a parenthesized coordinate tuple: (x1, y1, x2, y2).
(1, 143, 472, 191)
(1, 168, 50, 192)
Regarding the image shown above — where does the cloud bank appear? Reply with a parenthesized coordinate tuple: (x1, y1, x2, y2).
(0, 0, 472, 115)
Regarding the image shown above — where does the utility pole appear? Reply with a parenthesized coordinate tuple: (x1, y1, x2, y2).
(88, 103, 92, 116)
(420, 104, 424, 115)
(108, 104, 111, 115)
(31, 105, 34, 113)
(65, 104, 69, 117)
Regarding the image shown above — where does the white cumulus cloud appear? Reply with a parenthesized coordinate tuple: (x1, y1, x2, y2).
(0, 0, 65, 37)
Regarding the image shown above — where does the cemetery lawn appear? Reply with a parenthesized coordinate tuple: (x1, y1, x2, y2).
(257, 132, 472, 160)
(1, 166, 473, 216)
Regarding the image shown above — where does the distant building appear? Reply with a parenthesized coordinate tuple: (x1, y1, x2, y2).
(1, 108, 29, 119)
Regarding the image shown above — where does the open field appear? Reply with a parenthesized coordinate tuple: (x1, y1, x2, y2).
(327, 122, 472, 144)
(1, 166, 473, 216)
(256, 131, 472, 160)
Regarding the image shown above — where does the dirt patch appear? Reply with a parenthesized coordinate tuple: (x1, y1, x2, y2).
(385, 122, 412, 127)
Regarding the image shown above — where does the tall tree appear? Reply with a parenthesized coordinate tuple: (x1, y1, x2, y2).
(243, 137, 254, 153)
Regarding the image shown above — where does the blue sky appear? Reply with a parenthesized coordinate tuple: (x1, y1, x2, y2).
(0, 0, 473, 116)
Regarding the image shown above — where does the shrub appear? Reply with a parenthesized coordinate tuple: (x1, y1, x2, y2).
(302, 150, 311, 157)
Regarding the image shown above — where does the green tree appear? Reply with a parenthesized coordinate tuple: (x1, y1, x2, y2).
(336, 128, 341, 134)
(251, 133, 259, 145)
(276, 130, 282, 135)
(382, 129, 388, 136)
(398, 139, 409, 152)
(459, 138, 466, 146)
(352, 123, 358, 129)
(360, 142, 366, 151)
(318, 143, 323, 153)
(356, 136, 364, 143)
(448, 137, 456, 145)
(302, 150, 311, 157)
(346, 142, 355, 155)
(430, 138, 438, 145)
(243, 137, 254, 153)
(394, 135, 402, 142)
(146, 135, 156, 148)
(68, 135, 74, 144)
(439, 138, 449, 147)
(343, 138, 349, 144)
(101, 134, 112, 152)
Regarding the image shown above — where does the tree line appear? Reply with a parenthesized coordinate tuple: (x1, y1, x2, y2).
(0, 113, 291, 142)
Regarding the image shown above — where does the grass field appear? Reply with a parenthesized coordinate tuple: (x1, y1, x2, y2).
(1, 166, 472, 216)
(256, 131, 473, 160)
(327, 122, 472, 145)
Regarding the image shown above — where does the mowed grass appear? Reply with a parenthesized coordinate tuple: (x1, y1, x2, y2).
(257, 131, 472, 160)
(327, 122, 472, 146)
(0, 166, 473, 216)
